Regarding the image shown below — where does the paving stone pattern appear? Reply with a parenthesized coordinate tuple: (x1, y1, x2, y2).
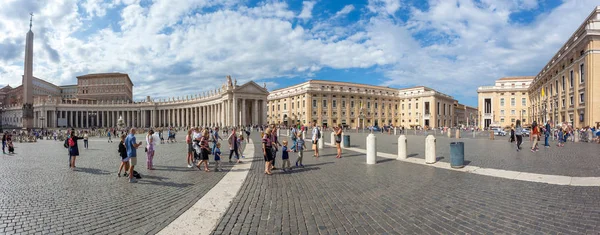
(336, 131, 600, 177)
(214, 135, 600, 234)
(0, 132, 238, 234)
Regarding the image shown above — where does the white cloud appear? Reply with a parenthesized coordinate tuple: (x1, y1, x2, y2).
(298, 1, 316, 19)
(0, 0, 393, 99)
(367, 0, 401, 16)
(334, 4, 355, 18)
(0, 0, 598, 105)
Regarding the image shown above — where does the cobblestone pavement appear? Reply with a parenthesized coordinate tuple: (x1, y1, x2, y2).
(0, 132, 239, 234)
(215, 135, 600, 234)
(327, 131, 600, 177)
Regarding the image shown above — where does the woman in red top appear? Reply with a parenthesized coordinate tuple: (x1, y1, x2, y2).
(531, 124, 540, 152)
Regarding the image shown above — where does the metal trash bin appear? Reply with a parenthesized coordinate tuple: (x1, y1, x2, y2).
(343, 135, 350, 148)
(450, 142, 464, 168)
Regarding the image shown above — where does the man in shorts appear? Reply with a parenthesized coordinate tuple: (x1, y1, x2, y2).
(125, 128, 143, 183)
(311, 122, 320, 158)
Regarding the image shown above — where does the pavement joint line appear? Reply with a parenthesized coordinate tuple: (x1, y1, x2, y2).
(157, 139, 256, 235)
(315, 139, 600, 187)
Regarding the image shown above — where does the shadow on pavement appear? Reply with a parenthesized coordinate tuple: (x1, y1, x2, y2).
(138, 180, 194, 188)
(378, 158, 396, 163)
(75, 167, 111, 175)
(153, 166, 196, 172)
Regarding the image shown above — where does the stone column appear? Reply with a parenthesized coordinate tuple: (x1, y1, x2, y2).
(75, 111, 79, 128)
(200, 106, 204, 127)
(232, 98, 237, 127)
(223, 100, 229, 126)
(262, 99, 267, 125)
(241, 99, 246, 126)
(254, 99, 259, 126)
(219, 103, 223, 126)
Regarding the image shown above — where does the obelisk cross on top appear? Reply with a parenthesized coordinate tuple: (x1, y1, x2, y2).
(29, 12, 33, 30)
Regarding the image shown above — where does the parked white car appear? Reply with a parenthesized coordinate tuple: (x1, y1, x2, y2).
(493, 129, 507, 136)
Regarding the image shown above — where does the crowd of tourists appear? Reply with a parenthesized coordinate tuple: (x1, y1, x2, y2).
(509, 120, 600, 152)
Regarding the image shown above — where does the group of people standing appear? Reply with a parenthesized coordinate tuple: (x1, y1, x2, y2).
(185, 126, 247, 172)
(509, 119, 599, 152)
(261, 122, 344, 175)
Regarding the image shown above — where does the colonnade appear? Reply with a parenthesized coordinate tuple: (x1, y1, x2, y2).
(35, 98, 268, 129)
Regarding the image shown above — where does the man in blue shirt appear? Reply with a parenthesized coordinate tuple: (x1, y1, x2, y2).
(125, 128, 143, 183)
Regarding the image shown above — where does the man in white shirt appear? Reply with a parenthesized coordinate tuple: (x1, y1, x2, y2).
(311, 122, 320, 158)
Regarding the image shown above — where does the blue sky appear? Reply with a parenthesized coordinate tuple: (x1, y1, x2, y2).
(0, 0, 597, 107)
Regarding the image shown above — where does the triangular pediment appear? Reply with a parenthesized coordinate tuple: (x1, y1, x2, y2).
(234, 81, 269, 95)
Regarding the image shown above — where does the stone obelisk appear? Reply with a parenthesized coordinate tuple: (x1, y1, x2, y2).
(22, 13, 34, 129)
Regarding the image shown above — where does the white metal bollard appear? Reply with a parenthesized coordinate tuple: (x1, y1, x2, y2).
(341, 132, 345, 148)
(394, 127, 397, 135)
(455, 129, 460, 138)
(277, 129, 281, 137)
(425, 135, 436, 164)
(447, 129, 451, 138)
(367, 133, 377, 164)
(397, 135, 407, 160)
(575, 131, 580, 142)
(318, 137, 323, 149)
(287, 129, 290, 136)
(330, 132, 336, 146)
(473, 131, 476, 138)
(302, 131, 306, 140)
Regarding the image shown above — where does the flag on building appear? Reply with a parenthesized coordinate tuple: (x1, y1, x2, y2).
(541, 87, 545, 97)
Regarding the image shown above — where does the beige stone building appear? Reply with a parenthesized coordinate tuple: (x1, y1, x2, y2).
(76, 73, 134, 102)
(477, 76, 534, 129)
(528, 6, 600, 127)
(454, 101, 478, 127)
(267, 80, 459, 129)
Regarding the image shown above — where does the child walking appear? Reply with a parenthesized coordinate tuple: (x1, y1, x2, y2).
(281, 140, 291, 171)
(214, 143, 223, 172)
(295, 133, 305, 168)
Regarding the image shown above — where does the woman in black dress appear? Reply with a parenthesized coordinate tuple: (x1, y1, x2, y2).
(196, 130, 211, 172)
(68, 130, 84, 170)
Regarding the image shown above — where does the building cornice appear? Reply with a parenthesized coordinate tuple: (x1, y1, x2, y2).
(531, 6, 600, 87)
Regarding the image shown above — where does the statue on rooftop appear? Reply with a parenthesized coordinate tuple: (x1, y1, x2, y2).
(227, 75, 233, 88)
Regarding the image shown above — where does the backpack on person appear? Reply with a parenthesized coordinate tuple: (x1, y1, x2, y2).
(68, 137, 75, 147)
